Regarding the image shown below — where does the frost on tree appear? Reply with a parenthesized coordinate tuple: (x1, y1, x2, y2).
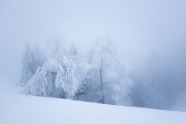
(56, 44, 89, 98)
(23, 59, 64, 97)
(20, 44, 45, 86)
(55, 56, 79, 98)
(79, 35, 133, 105)
(21, 37, 132, 106)
(23, 55, 88, 99)
(68, 44, 90, 99)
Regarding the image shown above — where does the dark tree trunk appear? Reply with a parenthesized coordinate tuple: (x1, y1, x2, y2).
(100, 59, 104, 104)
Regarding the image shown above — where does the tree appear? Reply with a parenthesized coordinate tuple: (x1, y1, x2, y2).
(57, 44, 89, 99)
(23, 59, 64, 97)
(23, 54, 89, 99)
(20, 44, 45, 86)
(80, 35, 133, 105)
(21, 35, 132, 106)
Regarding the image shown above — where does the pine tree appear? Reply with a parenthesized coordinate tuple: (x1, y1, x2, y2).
(20, 44, 45, 86)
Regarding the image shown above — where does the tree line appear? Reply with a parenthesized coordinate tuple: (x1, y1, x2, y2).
(20, 35, 133, 106)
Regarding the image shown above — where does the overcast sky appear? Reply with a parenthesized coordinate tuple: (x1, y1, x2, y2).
(0, 0, 186, 84)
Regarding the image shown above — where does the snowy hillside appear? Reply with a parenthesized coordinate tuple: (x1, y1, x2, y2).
(1, 1, 186, 123)
(1, 84, 186, 124)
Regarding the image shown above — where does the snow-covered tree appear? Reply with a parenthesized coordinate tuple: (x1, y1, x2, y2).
(55, 56, 79, 98)
(79, 35, 133, 105)
(21, 35, 132, 106)
(23, 54, 89, 99)
(56, 44, 89, 98)
(20, 44, 45, 86)
(67, 43, 90, 99)
(23, 59, 64, 97)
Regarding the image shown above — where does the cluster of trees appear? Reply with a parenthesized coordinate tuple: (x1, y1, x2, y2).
(21, 35, 184, 110)
(21, 35, 183, 109)
(20, 35, 133, 106)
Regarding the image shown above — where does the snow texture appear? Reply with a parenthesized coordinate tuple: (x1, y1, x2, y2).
(0, 93, 186, 124)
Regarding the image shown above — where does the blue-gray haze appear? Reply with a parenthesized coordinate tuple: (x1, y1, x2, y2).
(0, 0, 186, 111)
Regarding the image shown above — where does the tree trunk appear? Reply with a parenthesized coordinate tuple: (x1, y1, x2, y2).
(100, 59, 104, 104)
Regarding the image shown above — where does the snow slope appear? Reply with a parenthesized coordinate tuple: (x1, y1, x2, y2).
(1, 95, 186, 124)
(0, 83, 186, 124)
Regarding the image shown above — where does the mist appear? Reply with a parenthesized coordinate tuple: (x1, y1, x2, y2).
(0, 0, 186, 111)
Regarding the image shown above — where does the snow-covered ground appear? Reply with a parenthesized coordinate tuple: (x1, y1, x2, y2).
(0, 83, 186, 124)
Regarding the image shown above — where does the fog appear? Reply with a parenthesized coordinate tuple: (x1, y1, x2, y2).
(0, 0, 186, 111)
